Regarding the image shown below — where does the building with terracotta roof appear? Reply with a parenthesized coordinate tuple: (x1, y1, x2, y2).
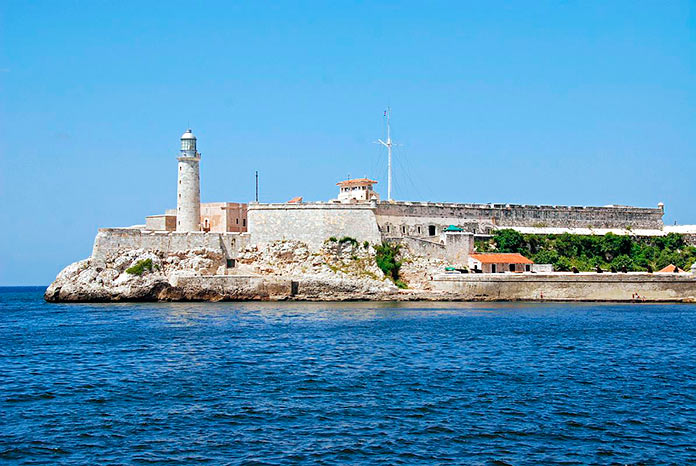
(335, 178, 380, 203)
(657, 264, 685, 273)
(469, 253, 534, 273)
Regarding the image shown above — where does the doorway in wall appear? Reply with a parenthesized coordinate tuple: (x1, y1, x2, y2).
(428, 225, 436, 236)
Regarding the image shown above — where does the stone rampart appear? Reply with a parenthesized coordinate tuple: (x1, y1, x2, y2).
(376, 201, 663, 235)
(391, 237, 446, 258)
(432, 273, 696, 302)
(247, 203, 381, 249)
(92, 228, 249, 263)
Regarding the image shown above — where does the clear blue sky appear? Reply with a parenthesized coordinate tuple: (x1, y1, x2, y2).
(1, 1, 694, 285)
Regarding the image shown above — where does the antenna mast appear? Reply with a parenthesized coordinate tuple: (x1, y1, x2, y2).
(377, 107, 393, 201)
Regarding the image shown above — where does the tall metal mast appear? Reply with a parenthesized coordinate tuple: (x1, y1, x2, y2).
(377, 107, 393, 201)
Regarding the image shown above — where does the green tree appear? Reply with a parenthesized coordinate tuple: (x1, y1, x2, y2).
(555, 257, 573, 272)
(611, 254, 635, 271)
(533, 250, 558, 265)
(374, 242, 403, 283)
(556, 233, 582, 258)
(601, 233, 632, 262)
(493, 229, 525, 253)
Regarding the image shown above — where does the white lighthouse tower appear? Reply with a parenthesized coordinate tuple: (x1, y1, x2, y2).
(176, 129, 201, 232)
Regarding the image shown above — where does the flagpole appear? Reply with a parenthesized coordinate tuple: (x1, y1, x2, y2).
(377, 107, 393, 201)
(387, 108, 392, 202)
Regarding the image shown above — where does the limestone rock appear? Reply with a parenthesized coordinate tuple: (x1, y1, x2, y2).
(45, 237, 440, 302)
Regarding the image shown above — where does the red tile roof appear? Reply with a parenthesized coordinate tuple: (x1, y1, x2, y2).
(470, 253, 534, 264)
(337, 178, 378, 187)
(658, 264, 684, 273)
(287, 196, 303, 204)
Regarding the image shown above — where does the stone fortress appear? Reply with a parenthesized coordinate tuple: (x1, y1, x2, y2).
(46, 128, 696, 302)
(132, 128, 677, 269)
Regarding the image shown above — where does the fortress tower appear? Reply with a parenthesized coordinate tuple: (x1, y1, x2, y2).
(176, 129, 201, 232)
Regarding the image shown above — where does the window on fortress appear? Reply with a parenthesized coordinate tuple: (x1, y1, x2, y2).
(243, 219, 246, 227)
(417, 226, 422, 235)
(401, 226, 407, 234)
(428, 225, 436, 236)
(386, 225, 391, 233)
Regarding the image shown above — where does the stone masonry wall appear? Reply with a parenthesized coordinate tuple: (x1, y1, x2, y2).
(176, 157, 201, 232)
(376, 201, 664, 236)
(247, 203, 382, 249)
(432, 273, 696, 301)
(92, 228, 249, 263)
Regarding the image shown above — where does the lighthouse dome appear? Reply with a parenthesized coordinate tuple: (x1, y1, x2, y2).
(181, 129, 197, 140)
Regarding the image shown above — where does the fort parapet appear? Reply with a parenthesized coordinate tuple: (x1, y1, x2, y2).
(246, 200, 665, 249)
(375, 201, 664, 236)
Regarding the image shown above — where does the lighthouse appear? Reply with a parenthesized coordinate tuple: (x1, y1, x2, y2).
(176, 129, 201, 232)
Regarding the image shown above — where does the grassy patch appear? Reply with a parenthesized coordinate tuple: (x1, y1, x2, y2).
(126, 258, 154, 276)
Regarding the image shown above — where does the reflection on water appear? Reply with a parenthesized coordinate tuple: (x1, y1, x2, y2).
(2, 287, 696, 464)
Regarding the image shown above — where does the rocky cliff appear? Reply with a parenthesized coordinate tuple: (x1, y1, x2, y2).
(45, 239, 442, 302)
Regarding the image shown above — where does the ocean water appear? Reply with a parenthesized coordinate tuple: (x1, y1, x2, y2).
(2, 287, 696, 465)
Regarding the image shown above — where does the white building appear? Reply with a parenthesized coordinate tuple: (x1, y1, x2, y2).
(335, 178, 380, 203)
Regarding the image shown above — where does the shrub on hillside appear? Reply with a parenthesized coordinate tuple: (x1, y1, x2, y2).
(374, 242, 405, 287)
(126, 258, 154, 276)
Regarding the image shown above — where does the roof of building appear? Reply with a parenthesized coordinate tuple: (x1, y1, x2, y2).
(658, 264, 685, 273)
(443, 225, 464, 232)
(181, 129, 197, 140)
(337, 178, 377, 187)
(470, 253, 534, 264)
(664, 225, 696, 234)
(287, 196, 303, 204)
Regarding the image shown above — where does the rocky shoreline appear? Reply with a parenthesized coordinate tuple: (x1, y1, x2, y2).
(44, 239, 447, 302)
(45, 236, 696, 303)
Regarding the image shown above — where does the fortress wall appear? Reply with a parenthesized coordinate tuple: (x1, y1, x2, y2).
(247, 203, 382, 249)
(91, 228, 250, 262)
(375, 202, 664, 233)
(432, 273, 696, 302)
(389, 237, 446, 259)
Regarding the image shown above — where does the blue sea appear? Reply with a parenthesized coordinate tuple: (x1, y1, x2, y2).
(2, 287, 696, 465)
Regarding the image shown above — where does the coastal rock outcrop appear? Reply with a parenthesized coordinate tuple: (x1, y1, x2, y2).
(44, 238, 437, 302)
(44, 248, 223, 302)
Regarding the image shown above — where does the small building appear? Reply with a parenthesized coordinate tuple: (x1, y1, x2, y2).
(469, 253, 534, 273)
(145, 214, 177, 232)
(335, 178, 380, 203)
(200, 202, 247, 233)
(146, 202, 247, 233)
